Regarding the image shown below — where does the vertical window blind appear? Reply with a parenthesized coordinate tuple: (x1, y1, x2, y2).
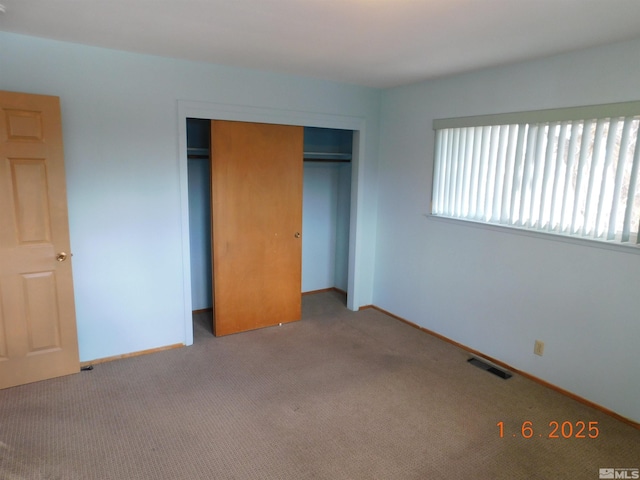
(432, 102, 640, 246)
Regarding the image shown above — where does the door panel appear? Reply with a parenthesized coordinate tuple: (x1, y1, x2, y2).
(211, 120, 303, 336)
(11, 159, 52, 242)
(23, 271, 62, 353)
(0, 90, 79, 389)
(0, 295, 7, 359)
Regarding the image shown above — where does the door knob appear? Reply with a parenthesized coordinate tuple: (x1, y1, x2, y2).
(56, 252, 68, 262)
(294, 232, 301, 238)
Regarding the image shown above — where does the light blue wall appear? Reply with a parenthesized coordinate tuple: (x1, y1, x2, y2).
(0, 31, 380, 362)
(374, 38, 640, 423)
(335, 164, 351, 291)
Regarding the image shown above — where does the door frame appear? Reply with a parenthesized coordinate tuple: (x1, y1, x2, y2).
(177, 100, 366, 346)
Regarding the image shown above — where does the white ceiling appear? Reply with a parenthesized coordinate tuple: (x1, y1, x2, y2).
(2, 0, 640, 88)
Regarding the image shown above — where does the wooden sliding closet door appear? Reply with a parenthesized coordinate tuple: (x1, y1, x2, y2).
(210, 120, 303, 336)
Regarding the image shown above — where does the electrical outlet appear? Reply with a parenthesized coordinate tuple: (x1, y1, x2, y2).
(534, 340, 545, 356)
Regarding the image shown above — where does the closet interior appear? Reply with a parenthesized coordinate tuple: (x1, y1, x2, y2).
(186, 118, 352, 313)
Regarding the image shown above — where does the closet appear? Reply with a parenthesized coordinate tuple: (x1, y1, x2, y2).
(301, 127, 352, 293)
(186, 119, 352, 331)
(186, 119, 212, 311)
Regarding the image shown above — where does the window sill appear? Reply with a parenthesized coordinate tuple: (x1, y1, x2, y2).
(424, 214, 640, 256)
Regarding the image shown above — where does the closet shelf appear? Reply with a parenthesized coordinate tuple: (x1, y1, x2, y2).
(188, 148, 351, 162)
(303, 152, 351, 162)
(187, 147, 209, 158)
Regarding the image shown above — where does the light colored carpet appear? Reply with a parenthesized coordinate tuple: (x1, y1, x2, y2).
(1, 291, 638, 479)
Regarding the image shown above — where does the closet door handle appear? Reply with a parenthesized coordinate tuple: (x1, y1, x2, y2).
(294, 232, 301, 238)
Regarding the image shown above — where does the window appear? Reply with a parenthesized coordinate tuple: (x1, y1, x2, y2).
(432, 102, 640, 246)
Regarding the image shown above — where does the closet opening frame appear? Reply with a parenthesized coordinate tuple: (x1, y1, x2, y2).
(177, 101, 367, 346)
